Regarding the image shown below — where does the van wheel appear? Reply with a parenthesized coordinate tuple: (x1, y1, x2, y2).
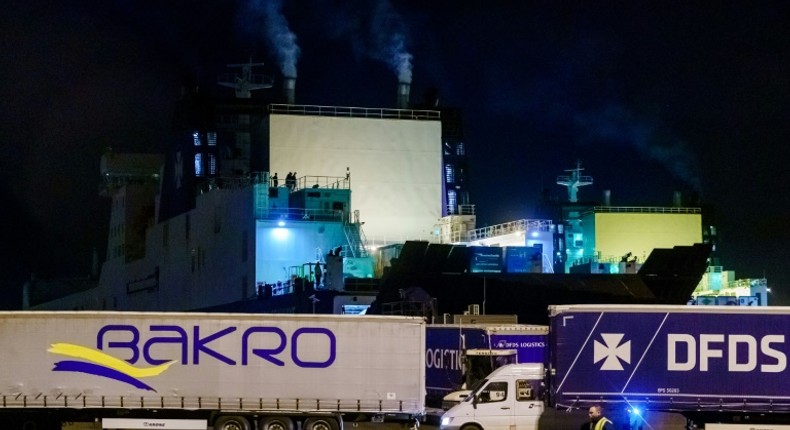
(303, 417, 339, 430)
(214, 415, 251, 430)
(260, 416, 295, 430)
(460, 424, 482, 430)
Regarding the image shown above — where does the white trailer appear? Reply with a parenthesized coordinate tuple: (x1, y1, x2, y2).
(0, 312, 426, 430)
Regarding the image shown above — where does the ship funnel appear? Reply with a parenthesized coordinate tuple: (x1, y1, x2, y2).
(283, 77, 296, 104)
(397, 82, 410, 109)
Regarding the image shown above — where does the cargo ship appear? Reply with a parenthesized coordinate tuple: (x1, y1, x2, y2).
(23, 62, 716, 323)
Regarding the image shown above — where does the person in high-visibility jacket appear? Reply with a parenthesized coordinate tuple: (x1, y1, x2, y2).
(586, 404, 615, 430)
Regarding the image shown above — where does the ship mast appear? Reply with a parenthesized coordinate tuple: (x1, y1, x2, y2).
(556, 160, 593, 202)
(217, 57, 273, 98)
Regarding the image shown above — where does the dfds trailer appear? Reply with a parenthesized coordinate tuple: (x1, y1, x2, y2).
(0, 312, 426, 430)
(441, 305, 790, 430)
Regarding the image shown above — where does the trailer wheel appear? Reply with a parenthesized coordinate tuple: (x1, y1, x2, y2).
(214, 415, 251, 430)
(259, 416, 294, 430)
(303, 417, 339, 430)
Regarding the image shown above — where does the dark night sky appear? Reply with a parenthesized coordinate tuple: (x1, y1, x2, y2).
(1, 1, 788, 308)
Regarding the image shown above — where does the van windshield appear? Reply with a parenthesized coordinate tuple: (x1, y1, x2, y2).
(467, 378, 488, 399)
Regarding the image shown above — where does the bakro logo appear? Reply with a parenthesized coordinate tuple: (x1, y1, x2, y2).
(48, 324, 338, 392)
(593, 333, 631, 371)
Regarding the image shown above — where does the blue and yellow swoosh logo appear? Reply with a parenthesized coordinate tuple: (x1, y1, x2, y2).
(48, 343, 175, 392)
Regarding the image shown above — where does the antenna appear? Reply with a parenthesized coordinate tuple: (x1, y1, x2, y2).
(217, 57, 273, 98)
(556, 160, 593, 203)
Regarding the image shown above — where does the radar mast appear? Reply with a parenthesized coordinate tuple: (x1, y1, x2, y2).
(217, 57, 273, 98)
(556, 160, 593, 203)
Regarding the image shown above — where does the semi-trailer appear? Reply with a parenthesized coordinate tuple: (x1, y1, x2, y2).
(0, 311, 426, 430)
(424, 324, 547, 409)
(440, 305, 790, 430)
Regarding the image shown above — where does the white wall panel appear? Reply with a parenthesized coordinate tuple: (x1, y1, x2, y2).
(269, 115, 442, 244)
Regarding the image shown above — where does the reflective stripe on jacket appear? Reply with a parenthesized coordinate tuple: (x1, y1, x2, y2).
(593, 417, 612, 430)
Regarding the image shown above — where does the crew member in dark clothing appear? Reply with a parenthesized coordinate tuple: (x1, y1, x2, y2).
(314, 261, 322, 288)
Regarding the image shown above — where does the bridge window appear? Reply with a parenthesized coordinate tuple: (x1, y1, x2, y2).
(447, 190, 457, 214)
(445, 164, 455, 184)
(456, 142, 465, 156)
(208, 153, 217, 175)
(195, 153, 203, 176)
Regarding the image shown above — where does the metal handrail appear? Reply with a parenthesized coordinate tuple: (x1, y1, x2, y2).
(268, 104, 440, 120)
(589, 206, 701, 214)
(466, 219, 553, 242)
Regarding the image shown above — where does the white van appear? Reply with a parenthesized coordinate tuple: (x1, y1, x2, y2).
(440, 363, 545, 430)
(439, 363, 683, 430)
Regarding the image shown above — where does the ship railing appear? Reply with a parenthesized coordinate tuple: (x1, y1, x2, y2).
(259, 207, 345, 222)
(381, 298, 438, 322)
(342, 211, 369, 258)
(271, 281, 293, 297)
(197, 173, 350, 192)
(466, 219, 554, 242)
(256, 279, 299, 297)
(268, 103, 441, 121)
(571, 252, 645, 266)
(256, 275, 379, 298)
(196, 174, 268, 193)
(381, 300, 436, 318)
(446, 204, 476, 216)
(588, 206, 702, 214)
(291, 174, 349, 191)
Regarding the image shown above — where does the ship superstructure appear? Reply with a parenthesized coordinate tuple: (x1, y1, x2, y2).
(23, 61, 450, 314)
(22, 60, 752, 319)
(28, 147, 373, 313)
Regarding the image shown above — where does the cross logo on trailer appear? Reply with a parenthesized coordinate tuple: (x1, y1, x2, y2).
(593, 333, 631, 370)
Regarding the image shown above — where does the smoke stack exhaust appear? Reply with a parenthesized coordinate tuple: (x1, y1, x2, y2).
(397, 82, 410, 109)
(603, 189, 611, 206)
(673, 190, 682, 207)
(284, 77, 296, 104)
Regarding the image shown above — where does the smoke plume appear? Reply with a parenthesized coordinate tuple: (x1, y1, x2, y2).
(246, 0, 300, 78)
(575, 104, 702, 192)
(309, 0, 413, 83)
(369, 0, 413, 83)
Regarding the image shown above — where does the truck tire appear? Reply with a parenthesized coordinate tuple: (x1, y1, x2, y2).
(303, 417, 339, 430)
(259, 416, 294, 430)
(214, 415, 251, 430)
(460, 424, 482, 430)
